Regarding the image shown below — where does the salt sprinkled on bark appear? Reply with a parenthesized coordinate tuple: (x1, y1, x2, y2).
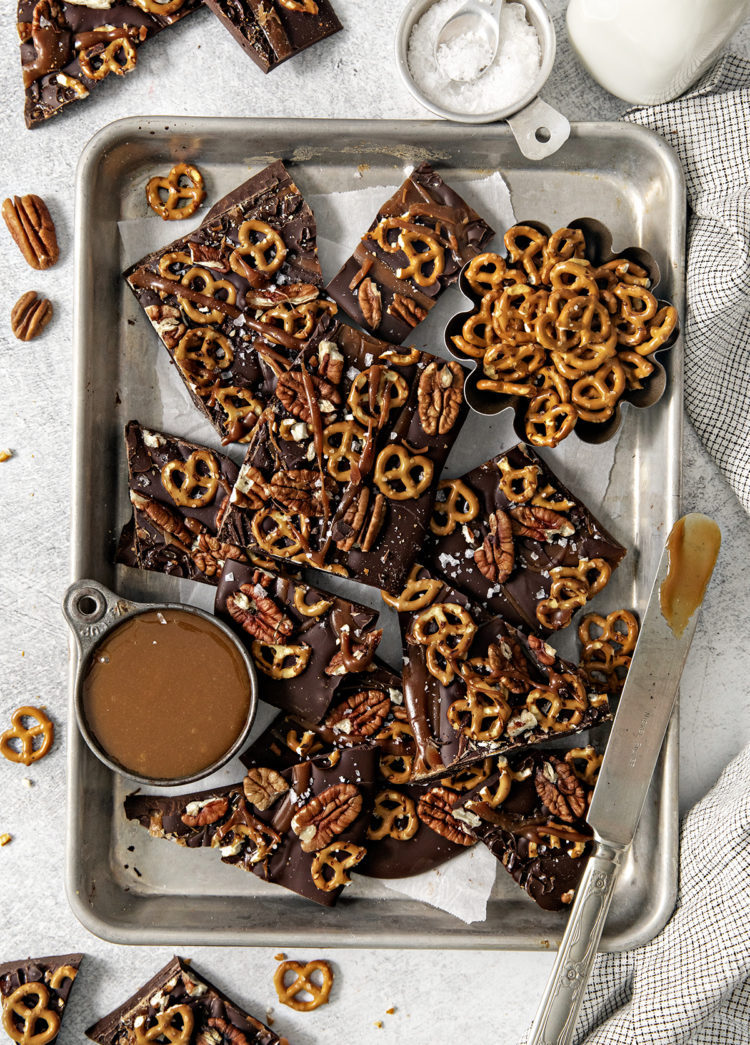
(407, 0, 541, 115)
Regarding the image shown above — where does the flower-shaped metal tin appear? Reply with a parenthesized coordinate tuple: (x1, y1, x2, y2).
(444, 217, 681, 446)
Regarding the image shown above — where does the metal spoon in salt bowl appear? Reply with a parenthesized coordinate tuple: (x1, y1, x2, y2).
(396, 0, 570, 161)
(434, 0, 505, 82)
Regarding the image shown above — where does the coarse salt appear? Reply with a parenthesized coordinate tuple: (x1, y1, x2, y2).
(407, 0, 541, 116)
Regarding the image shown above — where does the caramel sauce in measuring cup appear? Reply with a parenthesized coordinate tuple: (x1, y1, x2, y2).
(660, 513, 721, 638)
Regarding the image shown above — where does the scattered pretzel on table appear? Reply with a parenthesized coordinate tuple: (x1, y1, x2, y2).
(146, 162, 206, 221)
(0, 705, 54, 766)
(273, 959, 333, 1011)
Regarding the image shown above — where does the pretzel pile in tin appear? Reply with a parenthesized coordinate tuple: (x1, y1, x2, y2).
(451, 225, 678, 447)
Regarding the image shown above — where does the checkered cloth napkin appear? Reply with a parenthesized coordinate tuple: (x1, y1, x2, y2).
(622, 54, 750, 514)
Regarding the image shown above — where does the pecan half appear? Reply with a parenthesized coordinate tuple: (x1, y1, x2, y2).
(246, 282, 318, 308)
(243, 767, 289, 811)
(333, 487, 386, 553)
(417, 361, 463, 436)
(187, 241, 229, 272)
(416, 786, 475, 847)
(2, 194, 59, 270)
(291, 783, 362, 853)
(528, 633, 557, 667)
(191, 533, 244, 578)
(226, 583, 293, 642)
(324, 688, 391, 738)
(534, 757, 587, 823)
(474, 510, 515, 583)
(276, 370, 341, 423)
(358, 277, 382, 329)
(205, 1017, 250, 1045)
(181, 797, 228, 827)
(325, 628, 382, 676)
(508, 505, 575, 542)
(267, 468, 335, 516)
(387, 292, 427, 328)
(10, 291, 52, 341)
(144, 304, 186, 350)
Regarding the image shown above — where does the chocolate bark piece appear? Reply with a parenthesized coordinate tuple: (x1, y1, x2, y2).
(326, 162, 495, 343)
(397, 569, 610, 780)
(18, 0, 202, 130)
(204, 0, 342, 74)
(115, 421, 247, 586)
(456, 748, 598, 910)
(218, 315, 468, 594)
(125, 746, 377, 907)
(125, 160, 332, 447)
(1, 953, 82, 1045)
(214, 558, 382, 721)
(426, 443, 626, 633)
(85, 955, 279, 1045)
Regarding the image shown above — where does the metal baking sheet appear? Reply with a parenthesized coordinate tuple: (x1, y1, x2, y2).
(69, 117, 683, 949)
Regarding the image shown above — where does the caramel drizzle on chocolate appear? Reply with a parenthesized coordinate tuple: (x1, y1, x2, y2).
(129, 270, 242, 319)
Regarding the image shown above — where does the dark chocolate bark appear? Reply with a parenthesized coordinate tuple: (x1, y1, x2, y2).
(214, 558, 382, 721)
(125, 161, 333, 446)
(456, 748, 599, 911)
(125, 746, 377, 907)
(85, 956, 279, 1045)
(204, 0, 341, 73)
(426, 444, 626, 633)
(1, 953, 82, 1045)
(397, 569, 610, 780)
(218, 315, 468, 594)
(115, 421, 247, 585)
(326, 162, 495, 343)
(18, 0, 202, 129)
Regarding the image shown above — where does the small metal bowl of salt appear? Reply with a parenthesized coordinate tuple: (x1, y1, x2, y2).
(396, 0, 569, 159)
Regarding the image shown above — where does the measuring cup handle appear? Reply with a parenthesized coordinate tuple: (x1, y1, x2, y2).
(62, 579, 138, 661)
(506, 97, 571, 160)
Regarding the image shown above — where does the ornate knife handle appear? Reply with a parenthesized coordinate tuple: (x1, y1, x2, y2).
(527, 839, 627, 1045)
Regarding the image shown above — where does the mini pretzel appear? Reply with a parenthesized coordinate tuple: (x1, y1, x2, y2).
(447, 686, 511, 742)
(619, 350, 655, 390)
(572, 360, 625, 423)
(322, 421, 365, 483)
(539, 227, 586, 283)
(504, 225, 548, 285)
(293, 588, 333, 617)
(251, 508, 308, 559)
(430, 478, 479, 536)
(48, 966, 78, 991)
(0, 706, 54, 766)
(368, 218, 445, 287)
(464, 253, 522, 294)
(146, 163, 205, 222)
(274, 960, 333, 1012)
(311, 842, 366, 890)
(286, 728, 324, 758)
(566, 746, 603, 785)
(132, 0, 185, 12)
(79, 37, 137, 81)
(378, 346, 422, 367)
(367, 790, 418, 841)
(2, 983, 59, 1045)
(497, 457, 539, 503)
(411, 603, 477, 684)
(231, 220, 286, 276)
(161, 449, 219, 507)
(441, 758, 494, 792)
(348, 367, 408, 427)
(381, 564, 442, 612)
(526, 687, 585, 733)
(376, 722, 415, 785)
(263, 299, 336, 339)
(174, 327, 233, 388)
(579, 609, 639, 653)
(211, 386, 263, 442)
(475, 759, 533, 808)
(251, 640, 311, 679)
(525, 391, 577, 448)
(536, 575, 588, 630)
(133, 1007, 193, 1045)
(636, 305, 678, 356)
(279, 0, 319, 10)
(374, 444, 433, 501)
(178, 268, 237, 326)
(451, 294, 503, 359)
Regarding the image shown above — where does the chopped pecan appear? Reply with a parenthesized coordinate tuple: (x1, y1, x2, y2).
(233, 464, 269, 510)
(474, 510, 515, 583)
(267, 468, 335, 516)
(317, 339, 344, 384)
(276, 370, 341, 423)
(417, 360, 464, 436)
(528, 633, 557, 667)
(416, 786, 475, 847)
(333, 487, 386, 552)
(291, 783, 363, 853)
(508, 505, 575, 542)
(2, 194, 59, 270)
(181, 797, 228, 828)
(534, 757, 587, 822)
(187, 241, 229, 272)
(325, 628, 381, 676)
(10, 291, 52, 341)
(205, 1017, 250, 1045)
(358, 277, 382, 329)
(387, 292, 427, 328)
(324, 689, 391, 738)
(144, 304, 186, 350)
(226, 583, 293, 642)
(247, 282, 318, 308)
(243, 767, 289, 811)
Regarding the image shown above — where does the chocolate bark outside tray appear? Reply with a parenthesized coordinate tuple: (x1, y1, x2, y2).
(85, 955, 279, 1045)
(125, 746, 376, 907)
(456, 749, 597, 911)
(205, 0, 342, 74)
(18, 1, 202, 129)
(326, 161, 495, 343)
(1, 953, 83, 1045)
(116, 421, 246, 585)
(125, 161, 332, 447)
(426, 444, 626, 633)
(214, 558, 382, 721)
(218, 315, 468, 594)
(399, 571, 610, 780)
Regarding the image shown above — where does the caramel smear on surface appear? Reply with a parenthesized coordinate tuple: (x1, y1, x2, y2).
(660, 513, 721, 637)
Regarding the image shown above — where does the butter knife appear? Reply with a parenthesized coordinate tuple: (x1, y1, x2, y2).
(527, 513, 721, 1045)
